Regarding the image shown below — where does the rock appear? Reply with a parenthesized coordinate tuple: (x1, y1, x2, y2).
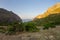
(0, 8, 22, 25)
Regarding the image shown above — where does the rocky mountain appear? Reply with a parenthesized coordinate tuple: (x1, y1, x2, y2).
(0, 8, 22, 25)
(35, 3, 60, 19)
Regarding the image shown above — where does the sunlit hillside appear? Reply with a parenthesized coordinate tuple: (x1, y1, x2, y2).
(36, 3, 60, 19)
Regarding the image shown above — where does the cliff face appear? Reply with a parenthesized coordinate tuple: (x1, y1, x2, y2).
(36, 3, 60, 19)
(0, 8, 22, 25)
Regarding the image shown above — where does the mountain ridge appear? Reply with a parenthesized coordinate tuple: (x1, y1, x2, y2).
(0, 8, 22, 25)
(35, 3, 60, 19)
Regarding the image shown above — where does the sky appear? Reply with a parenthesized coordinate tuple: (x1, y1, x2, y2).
(0, 0, 60, 19)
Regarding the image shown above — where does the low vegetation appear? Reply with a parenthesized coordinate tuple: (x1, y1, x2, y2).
(23, 22, 39, 32)
(0, 21, 39, 35)
(34, 13, 60, 29)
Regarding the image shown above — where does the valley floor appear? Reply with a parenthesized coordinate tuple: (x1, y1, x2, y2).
(0, 26, 60, 40)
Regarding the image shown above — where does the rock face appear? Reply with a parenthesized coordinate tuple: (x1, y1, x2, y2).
(35, 3, 60, 19)
(0, 8, 22, 25)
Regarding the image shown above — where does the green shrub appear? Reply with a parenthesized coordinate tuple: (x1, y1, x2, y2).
(6, 22, 24, 35)
(0, 27, 6, 33)
(15, 23, 24, 32)
(6, 25, 16, 35)
(43, 22, 56, 30)
(25, 22, 39, 32)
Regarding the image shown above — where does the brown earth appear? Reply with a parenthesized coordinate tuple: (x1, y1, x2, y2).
(0, 26, 60, 40)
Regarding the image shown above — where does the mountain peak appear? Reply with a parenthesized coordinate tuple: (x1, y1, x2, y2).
(48, 3, 60, 12)
(35, 3, 60, 19)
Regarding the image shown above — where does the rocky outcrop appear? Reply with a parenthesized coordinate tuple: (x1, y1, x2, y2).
(0, 8, 22, 25)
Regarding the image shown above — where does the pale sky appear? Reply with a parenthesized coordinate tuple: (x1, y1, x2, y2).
(0, 0, 60, 19)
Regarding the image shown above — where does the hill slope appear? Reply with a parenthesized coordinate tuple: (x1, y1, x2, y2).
(0, 8, 22, 25)
(35, 3, 60, 19)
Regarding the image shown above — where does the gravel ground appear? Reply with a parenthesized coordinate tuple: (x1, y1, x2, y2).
(0, 26, 60, 40)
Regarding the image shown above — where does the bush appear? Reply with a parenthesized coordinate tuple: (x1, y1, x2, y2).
(0, 27, 6, 33)
(24, 22, 39, 32)
(6, 25, 16, 35)
(43, 22, 56, 30)
(6, 22, 24, 35)
(15, 23, 24, 32)
(1, 21, 39, 35)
